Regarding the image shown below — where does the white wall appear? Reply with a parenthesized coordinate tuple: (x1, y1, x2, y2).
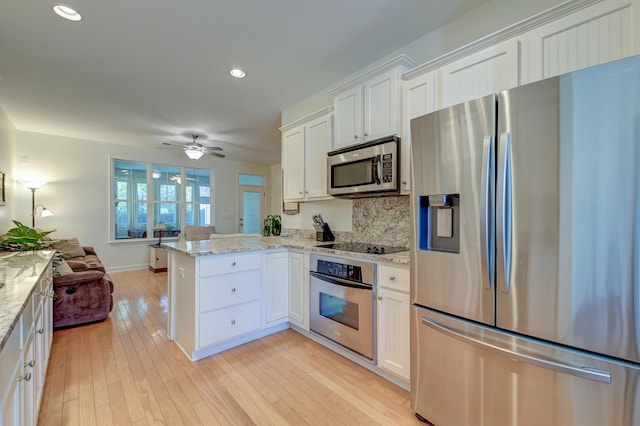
(269, 163, 282, 216)
(12, 131, 271, 271)
(0, 106, 17, 231)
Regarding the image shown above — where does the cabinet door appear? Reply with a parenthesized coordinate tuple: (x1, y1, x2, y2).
(364, 68, 399, 142)
(22, 330, 36, 426)
(304, 115, 332, 200)
(288, 251, 307, 330)
(1, 364, 22, 426)
(522, 0, 637, 84)
(441, 39, 520, 108)
(282, 126, 305, 201)
(377, 286, 410, 381)
(264, 252, 289, 324)
(0, 323, 22, 426)
(333, 85, 362, 149)
(401, 72, 436, 194)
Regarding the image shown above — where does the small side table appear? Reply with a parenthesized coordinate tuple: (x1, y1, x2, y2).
(149, 244, 168, 272)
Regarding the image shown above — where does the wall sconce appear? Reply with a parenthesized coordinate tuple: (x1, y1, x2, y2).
(23, 180, 54, 227)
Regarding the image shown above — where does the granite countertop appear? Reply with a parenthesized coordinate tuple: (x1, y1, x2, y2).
(162, 236, 410, 266)
(0, 250, 54, 353)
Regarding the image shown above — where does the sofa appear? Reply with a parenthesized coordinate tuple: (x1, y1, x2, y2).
(52, 241, 114, 328)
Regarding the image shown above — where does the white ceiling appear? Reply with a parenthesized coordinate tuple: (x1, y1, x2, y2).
(0, 0, 488, 164)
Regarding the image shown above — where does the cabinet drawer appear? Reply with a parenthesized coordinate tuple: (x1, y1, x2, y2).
(199, 253, 261, 277)
(199, 270, 262, 312)
(198, 301, 262, 347)
(378, 264, 409, 293)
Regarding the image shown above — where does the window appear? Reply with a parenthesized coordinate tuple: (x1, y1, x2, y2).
(112, 159, 213, 240)
(114, 160, 148, 239)
(186, 168, 211, 226)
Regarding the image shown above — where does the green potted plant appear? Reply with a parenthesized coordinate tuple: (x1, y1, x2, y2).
(0, 220, 56, 252)
(262, 214, 282, 236)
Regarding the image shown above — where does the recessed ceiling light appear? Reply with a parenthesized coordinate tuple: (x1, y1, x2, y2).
(229, 68, 246, 78)
(53, 4, 82, 21)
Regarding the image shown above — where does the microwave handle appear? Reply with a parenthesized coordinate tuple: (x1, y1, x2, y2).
(373, 155, 381, 185)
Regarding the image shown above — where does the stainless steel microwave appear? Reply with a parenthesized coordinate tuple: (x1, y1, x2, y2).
(327, 136, 399, 197)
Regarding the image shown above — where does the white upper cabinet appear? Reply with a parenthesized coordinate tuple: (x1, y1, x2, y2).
(363, 68, 400, 143)
(330, 55, 416, 150)
(400, 71, 436, 194)
(281, 126, 305, 201)
(521, 0, 639, 84)
(281, 108, 333, 203)
(304, 115, 333, 199)
(440, 38, 520, 109)
(334, 86, 362, 149)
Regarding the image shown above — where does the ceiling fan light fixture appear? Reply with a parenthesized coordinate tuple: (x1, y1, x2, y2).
(229, 68, 246, 78)
(184, 148, 204, 160)
(53, 4, 82, 21)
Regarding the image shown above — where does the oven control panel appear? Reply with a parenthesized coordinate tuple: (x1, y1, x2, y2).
(317, 260, 362, 283)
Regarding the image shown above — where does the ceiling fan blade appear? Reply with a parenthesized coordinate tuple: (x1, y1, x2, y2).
(206, 146, 223, 151)
(207, 152, 226, 158)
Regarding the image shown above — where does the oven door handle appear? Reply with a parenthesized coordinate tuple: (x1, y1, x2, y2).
(310, 271, 373, 290)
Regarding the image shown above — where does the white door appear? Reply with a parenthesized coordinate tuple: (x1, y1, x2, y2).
(238, 174, 265, 234)
(238, 186, 263, 234)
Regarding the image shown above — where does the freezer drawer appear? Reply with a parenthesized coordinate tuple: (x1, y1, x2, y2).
(411, 306, 640, 426)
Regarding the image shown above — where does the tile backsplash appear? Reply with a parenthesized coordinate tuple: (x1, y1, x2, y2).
(284, 195, 410, 248)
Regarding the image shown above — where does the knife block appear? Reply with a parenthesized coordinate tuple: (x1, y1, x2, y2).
(315, 223, 335, 242)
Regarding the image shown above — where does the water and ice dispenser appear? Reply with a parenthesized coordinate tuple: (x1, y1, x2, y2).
(417, 194, 460, 253)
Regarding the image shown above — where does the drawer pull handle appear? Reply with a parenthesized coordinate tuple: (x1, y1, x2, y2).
(231, 288, 236, 293)
(18, 373, 32, 382)
(378, 296, 383, 301)
(36, 328, 44, 335)
(231, 261, 237, 267)
(231, 320, 236, 325)
(390, 276, 396, 281)
(24, 360, 35, 368)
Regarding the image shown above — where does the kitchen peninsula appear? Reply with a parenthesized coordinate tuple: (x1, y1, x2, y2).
(162, 236, 409, 377)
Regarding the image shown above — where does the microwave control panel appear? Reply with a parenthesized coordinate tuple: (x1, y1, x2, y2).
(382, 153, 394, 183)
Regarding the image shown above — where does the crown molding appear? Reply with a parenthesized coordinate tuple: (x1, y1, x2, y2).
(279, 106, 333, 133)
(328, 54, 418, 95)
(403, 0, 603, 80)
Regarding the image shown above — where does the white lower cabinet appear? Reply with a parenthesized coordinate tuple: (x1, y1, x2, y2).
(287, 251, 308, 330)
(0, 257, 53, 426)
(1, 321, 23, 426)
(264, 251, 289, 325)
(196, 253, 263, 350)
(376, 263, 410, 382)
(171, 250, 293, 361)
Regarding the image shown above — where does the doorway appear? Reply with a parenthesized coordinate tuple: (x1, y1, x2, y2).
(238, 174, 265, 234)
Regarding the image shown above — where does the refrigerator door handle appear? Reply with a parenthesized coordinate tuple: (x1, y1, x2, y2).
(421, 316, 612, 384)
(480, 135, 495, 289)
(497, 132, 513, 292)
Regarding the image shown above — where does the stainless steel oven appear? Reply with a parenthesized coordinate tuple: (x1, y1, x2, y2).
(327, 136, 399, 197)
(309, 254, 376, 361)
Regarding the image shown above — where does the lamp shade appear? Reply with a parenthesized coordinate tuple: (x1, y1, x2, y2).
(40, 208, 54, 218)
(184, 148, 204, 160)
(23, 180, 46, 190)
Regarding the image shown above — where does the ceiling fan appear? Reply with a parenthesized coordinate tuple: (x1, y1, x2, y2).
(161, 134, 225, 160)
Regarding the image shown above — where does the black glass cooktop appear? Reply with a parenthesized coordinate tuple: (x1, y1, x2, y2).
(317, 242, 408, 254)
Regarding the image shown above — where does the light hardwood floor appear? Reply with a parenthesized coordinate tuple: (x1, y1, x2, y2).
(37, 269, 422, 425)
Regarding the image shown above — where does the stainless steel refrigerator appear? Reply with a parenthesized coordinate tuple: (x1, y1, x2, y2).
(410, 55, 640, 426)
